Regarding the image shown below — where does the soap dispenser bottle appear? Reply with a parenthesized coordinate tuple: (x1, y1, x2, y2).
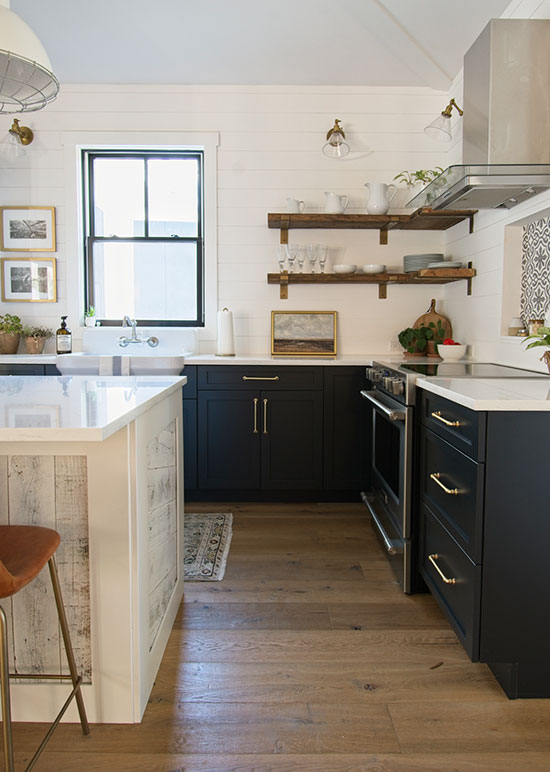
(56, 316, 72, 353)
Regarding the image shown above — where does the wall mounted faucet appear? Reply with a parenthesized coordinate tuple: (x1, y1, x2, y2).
(118, 316, 159, 348)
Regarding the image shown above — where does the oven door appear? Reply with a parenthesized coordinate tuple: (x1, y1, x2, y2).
(360, 388, 413, 589)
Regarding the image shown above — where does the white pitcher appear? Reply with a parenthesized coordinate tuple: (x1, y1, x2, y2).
(364, 182, 397, 215)
(324, 192, 348, 214)
(287, 197, 305, 213)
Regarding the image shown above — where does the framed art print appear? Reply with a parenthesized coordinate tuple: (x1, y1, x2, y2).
(1, 257, 57, 302)
(271, 310, 337, 356)
(0, 206, 56, 251)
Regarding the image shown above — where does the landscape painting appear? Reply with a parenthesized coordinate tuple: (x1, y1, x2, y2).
(271, 311, 337, 356)
(0, 207, 56, 251)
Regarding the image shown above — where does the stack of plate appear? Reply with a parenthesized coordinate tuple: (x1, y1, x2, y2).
(427, 260, 463, 268)
(403, 253, 443, 273)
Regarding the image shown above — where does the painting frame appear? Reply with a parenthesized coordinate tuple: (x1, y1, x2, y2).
(1, 257, 57, 302)
(271, 310, 337, 357)
(0, 206, 56, 252)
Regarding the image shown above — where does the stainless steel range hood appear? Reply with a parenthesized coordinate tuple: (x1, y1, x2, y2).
(408, 19, 550, 210)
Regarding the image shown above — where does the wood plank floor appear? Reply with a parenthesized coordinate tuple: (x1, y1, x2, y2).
(10, 502, 550, 771)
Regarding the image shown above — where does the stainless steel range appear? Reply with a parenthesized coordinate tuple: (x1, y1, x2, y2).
(360, 360, 548, 593)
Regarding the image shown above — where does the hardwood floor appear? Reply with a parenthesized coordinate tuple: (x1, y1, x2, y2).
(9, 502, 550, 771)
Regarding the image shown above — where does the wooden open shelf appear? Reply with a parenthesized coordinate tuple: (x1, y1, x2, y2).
(267, 266, 476, 299)
(267, 208, 477, 245)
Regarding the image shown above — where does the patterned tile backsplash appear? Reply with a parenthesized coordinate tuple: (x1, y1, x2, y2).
(522, 217, 550, 324)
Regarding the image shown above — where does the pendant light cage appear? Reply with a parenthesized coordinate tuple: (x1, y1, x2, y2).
(0, 49, 59, 113)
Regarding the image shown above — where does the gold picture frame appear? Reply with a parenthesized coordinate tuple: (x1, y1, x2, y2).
(0, 206, 56, 251)
(1, 257, 57, 302)
(271, 310, 337, 357)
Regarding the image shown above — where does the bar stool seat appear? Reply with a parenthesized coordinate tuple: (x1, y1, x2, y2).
(0, 525, 89, 771)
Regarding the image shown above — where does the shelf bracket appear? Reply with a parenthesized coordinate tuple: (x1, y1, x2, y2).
(468, 214, 475, 234)
(378, 283, 387, 299)
(279, 271, 289, 299)
(379, 227, 388, 246)
(280, 216, 289, 244)
(467, 261, 473, 295)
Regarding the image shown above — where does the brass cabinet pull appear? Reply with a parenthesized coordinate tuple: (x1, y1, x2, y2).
(252, 397, 259, 434)
(430, 472, 459, 496)
(431, 410, 461, 428)
(242, 375, 280, 381)
(263, 398, 268, 434)
(428, 553, 456, 584)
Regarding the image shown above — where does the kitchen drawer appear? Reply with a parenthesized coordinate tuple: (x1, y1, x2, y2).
(420, 390, 486, 461)
(420, 427, 484, 563)
(419, 505, 481, 660)
(197, 365, 323, 391)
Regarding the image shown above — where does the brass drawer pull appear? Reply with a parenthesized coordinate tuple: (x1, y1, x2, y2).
(430, 472, 459, 496)
(242, 375, 280, 381)
(263, 398, 268, 434)
(431, 410, 461, 428)
(253, 397, 259, 434)
(428, 553, 456, 584)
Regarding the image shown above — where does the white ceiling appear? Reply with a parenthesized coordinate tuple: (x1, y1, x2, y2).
(13, 0, 512, 90)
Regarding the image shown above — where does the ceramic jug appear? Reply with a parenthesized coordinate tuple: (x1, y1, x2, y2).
(324, 192, 348, 214)
(287, 197, 305, 213)
(364, 182, 397, 215)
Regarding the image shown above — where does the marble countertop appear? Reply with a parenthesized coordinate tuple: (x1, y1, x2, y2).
(418, 376, 550, 411)
(184, 353, 388, 366)
(0, 354, 57, 365)
(0, 375, 187, 441)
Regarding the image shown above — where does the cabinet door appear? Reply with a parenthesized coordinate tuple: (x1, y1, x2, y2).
(260, 390, 323, 490)
(198, 390, 260, 489)
(182, 399, 197, 490)
(323, 367, 370, 490)
(0, 365, 45, 375)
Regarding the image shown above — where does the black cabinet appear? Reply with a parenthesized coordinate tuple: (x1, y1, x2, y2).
(0, 363, 60, 375)
(417, 388, 550, 698)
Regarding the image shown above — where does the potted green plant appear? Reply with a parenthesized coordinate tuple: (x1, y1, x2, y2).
(21, 324, 54, 354)
(398, 320, 446, 357)
(393, 167, 445, 189)
(0, 314, 23, 354)
(523, 325, 550, 373)
(84, 306, 97, 327)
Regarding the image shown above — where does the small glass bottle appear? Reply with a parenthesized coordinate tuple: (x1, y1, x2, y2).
(56, 316, 72, 353)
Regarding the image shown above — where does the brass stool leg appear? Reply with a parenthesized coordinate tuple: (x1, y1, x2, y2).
(0, 605, 14, 772)
(47, 557, 90, 736)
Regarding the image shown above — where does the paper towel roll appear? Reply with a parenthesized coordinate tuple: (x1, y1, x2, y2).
(216, 307, 235, 356)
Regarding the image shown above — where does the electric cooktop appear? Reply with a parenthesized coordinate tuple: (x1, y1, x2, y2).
(399, 362, 549, 378)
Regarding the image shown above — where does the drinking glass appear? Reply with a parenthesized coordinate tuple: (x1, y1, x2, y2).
(307, 244, 318, 273)
(296, 245, 306, 272)
(316, 245, 328, 273)
(286, 244, 297, 273)
(277, 244, 287, 273)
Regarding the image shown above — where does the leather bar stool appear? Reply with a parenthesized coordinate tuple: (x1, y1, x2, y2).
(0, 525, 89, 771)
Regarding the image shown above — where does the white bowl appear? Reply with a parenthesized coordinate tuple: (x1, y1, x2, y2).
(333, 264, 357, 274)
(362, 264, 386, 274)
(437, 344, 467, 360)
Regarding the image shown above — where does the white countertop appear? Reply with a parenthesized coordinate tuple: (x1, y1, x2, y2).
(418, 377, 550, 411)
(0, 375, 187, 441)
(185, 354, 385, 366)
(0, 354, 57, 365)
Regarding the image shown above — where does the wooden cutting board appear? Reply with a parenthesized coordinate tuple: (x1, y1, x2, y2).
(413, 298, 452, 339)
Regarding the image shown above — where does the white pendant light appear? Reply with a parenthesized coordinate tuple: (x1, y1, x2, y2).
(0, 1, 59, 113)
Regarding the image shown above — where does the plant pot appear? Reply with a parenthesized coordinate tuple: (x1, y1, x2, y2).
(24, 336, 46, 354)
(0, 332, 20, 354)
(85, 317, 97, 327)
(542, 351, 550, 373)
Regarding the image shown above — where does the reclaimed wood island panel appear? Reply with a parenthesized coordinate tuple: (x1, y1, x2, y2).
(0, 374, 186, 724)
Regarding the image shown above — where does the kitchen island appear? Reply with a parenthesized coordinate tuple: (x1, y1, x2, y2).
(0, 374, 186, 723)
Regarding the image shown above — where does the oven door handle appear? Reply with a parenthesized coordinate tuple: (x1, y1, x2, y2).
(360, 390, 406, 422)
(361, 493, 397, 555)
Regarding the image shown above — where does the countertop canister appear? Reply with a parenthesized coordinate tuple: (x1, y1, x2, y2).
(216, 307, 235, 356)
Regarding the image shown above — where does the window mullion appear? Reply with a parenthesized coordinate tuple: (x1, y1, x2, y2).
(143, 157, 149, 238)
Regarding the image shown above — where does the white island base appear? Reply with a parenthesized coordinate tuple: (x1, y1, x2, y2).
(0, 375, 186, 723)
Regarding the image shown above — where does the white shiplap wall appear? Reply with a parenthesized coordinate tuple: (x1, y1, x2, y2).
(0, 84, 457, 355)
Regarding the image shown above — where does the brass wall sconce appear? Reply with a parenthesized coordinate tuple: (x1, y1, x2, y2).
(424, 98, 464, 142)
(9, 118, 34, 145)
(323, 118, 350, 158)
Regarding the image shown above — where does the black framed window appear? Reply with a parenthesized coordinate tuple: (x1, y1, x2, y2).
(82, 150, 204, 326)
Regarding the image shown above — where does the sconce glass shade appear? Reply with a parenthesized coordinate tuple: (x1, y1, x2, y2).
(0, 131, 26, 160)
(424, 112, 452, 142)
(0, 5, 59, 113)
(323, 119, 350, 158)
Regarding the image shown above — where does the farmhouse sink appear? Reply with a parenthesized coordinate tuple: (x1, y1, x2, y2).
(55, 352, 188, 376)
(55, 327, 196, 376)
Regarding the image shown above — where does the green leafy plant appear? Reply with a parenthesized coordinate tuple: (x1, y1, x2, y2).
(22, 325, 53, 339)
(523, 325, 550, 370)
(393, 167, 445, 188)
(398, 321, 446, 353)
(0, 314, 23, 334)
(84, 306, 95, 317)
